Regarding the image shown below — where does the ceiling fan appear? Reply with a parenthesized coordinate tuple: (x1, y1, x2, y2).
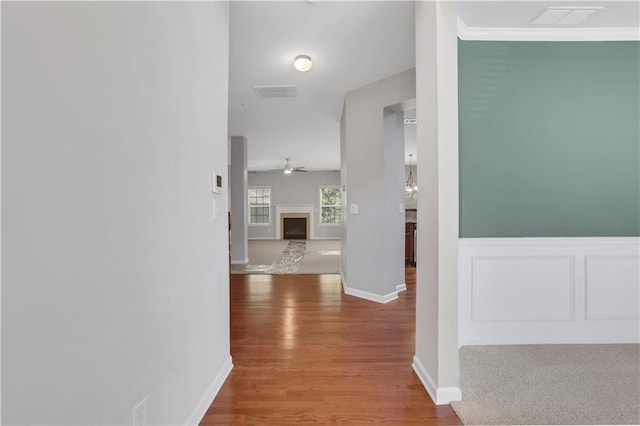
(280, 157, 307, 174)
(250, 157, 308, 174)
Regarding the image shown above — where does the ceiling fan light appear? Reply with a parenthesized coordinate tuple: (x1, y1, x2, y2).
(284, 168, 292, 174)
(294, 55, 313, 72)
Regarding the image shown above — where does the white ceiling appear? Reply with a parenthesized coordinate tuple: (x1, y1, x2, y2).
(228, 1, 415, 171)
(229, 1, 639, 172)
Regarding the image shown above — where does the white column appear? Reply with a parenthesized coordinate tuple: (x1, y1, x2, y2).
(230, 136, 248, 264)
(340, 70, 416, 303)
(412, 0, 461, 404)
(383, 110, 408, 293)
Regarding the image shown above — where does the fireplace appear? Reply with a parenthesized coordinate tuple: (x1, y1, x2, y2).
(283, 217, 307, 240)
(276, 206, 314, 240)
(280, 213, 310, 240)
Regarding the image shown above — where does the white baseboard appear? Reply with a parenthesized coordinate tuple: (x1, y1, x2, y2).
(344, 286, 398, 304)
(248, 237, 275, 240)
(230, 258, 249, 265)
(396, 283, 407, 292)
(412, 355, 462, 405)
(340, 271, 400, 304)
(184, 355, 233, 426)
(459, 237, 640, 346)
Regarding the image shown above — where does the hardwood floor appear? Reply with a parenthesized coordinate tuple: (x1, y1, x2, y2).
(202, 269, 460, 425)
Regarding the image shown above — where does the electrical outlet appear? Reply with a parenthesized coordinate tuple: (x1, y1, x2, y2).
(133, 397, 148, 426)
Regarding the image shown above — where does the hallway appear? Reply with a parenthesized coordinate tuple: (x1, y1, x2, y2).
(202, 269, 460, 425)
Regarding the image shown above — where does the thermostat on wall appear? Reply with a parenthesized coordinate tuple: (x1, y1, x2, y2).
(211, 172, 223, 194)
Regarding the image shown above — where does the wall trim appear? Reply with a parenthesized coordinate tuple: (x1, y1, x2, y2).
(230, 258, 249, 265)
(459, 236, 640, 247)
(457, 17, 640, 41)
(459, 237, 640, 346)
(343, 286, 399, 304)
(248, 237, 276, 240)
(396, 283, 407, 292)
(412, 355, 462, 405)
(412, 355, 437, 403)
(184, 356, 233, 426)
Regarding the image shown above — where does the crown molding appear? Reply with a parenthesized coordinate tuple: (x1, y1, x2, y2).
(457, 17, 640, 41)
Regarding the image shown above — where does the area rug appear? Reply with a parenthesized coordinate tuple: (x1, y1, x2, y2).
(231, 239, 340, 274)
(451, 344, 640, 425)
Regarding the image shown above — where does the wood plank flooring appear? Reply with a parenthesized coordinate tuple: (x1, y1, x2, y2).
(202, 269, 460, 425)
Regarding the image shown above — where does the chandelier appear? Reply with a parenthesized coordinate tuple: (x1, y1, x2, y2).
(406, 154, 418, 196)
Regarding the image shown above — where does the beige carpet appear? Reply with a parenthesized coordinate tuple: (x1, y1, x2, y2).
(451, 344, 640, 425)
(231, 239, 340, 274)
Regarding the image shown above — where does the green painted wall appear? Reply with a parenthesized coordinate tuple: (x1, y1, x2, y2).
(459, 41, 640, 238)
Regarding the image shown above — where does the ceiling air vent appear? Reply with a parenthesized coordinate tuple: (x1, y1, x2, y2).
(530, 7, 602, 25)
(253, 85, 297, 99)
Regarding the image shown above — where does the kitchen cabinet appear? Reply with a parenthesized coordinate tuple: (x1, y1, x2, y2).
(405, 222, 416, 266)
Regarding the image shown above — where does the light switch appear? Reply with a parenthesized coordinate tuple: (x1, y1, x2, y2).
(350, 203, 359, 214)
(398, 203, 404, 214)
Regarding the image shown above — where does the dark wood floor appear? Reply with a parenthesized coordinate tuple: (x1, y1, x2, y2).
(202, 269, 461, 425)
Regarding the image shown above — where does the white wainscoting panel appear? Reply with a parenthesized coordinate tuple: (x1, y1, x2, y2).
(586, 256, 640, 321)
(472, 257, 575, 322)
(459, 238, 640, 346)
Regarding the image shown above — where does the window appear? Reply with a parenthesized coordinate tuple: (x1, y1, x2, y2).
(320, 186, 342, 225)
(248, 187, 271, 224)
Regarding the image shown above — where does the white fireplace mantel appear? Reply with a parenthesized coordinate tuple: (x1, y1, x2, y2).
(275, 205, 315, 240)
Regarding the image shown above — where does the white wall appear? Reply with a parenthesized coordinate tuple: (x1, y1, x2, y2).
(340, 69, 416, 303)
(247, 170, 341, 240)
(2, 3, 231, 424)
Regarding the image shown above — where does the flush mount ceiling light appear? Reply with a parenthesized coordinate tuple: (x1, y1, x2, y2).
(293, 55, 313, 72)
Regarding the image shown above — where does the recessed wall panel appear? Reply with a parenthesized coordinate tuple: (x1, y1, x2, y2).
(471, 257, 575, 321)
(586, 256, 640, 320)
